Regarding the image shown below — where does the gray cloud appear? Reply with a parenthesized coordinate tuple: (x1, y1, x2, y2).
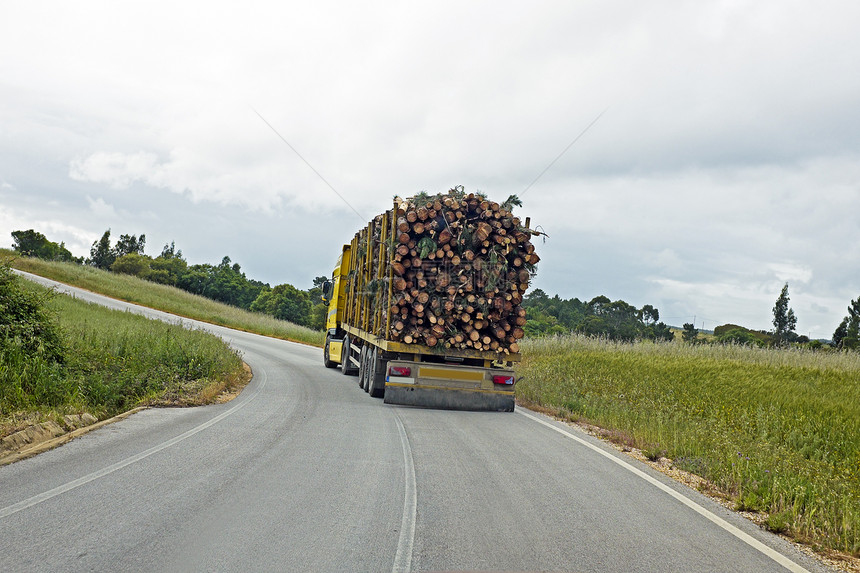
(1, 1, 859, 339)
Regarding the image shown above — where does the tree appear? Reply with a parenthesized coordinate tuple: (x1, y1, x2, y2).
(586, 295, 612, 315)
(11, 229, 51, 257)
(525, 288, 550, 307)
(52, 242, 77, 263)
(11, 229, 76, 262)
(524, 308, 567, 337)
(312, 276, 329, 289)
(89, 230, 115, 270)
(177, 264, 211, 295)
(681, 323, 698, 343)
(715, 328, 759, 346)
(714, 323, 773, 346)
(139, 241, 187, 285)
(176, 256, 264, 309)
(200, 257, 250, 308)
(771, 283, 797, 345)
(640, 304, 659, 325)
(308, 302, 328, 331)
(522, 289, 586, 335)
(149, 243, 187, 286)
(521, 289, 672, 341)
(832, 317, 849, 348)
(833, 297, 860, 350)
(847, 297, 860, 350)
(250, 283, 311, 326)
(578, 297, 642, 341)
(643, 320, 674, 342)
(111, 253, 152, 277)
(113, 233, 146, 258)
(307, 276, 330, 330)
(159, 241, 182, 260)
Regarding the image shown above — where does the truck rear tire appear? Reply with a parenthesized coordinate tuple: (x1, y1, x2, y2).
(364, 346, 375, 394)
(358, 345, 369, 389)
(341, 335, 357, 376)
(323, 335, 337, 368)
(367, 347, 385, 398)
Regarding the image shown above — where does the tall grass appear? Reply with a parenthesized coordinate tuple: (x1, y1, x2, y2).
(0, 339, 70, 410)
(55, 294, 246, 414)
(2, 279, 245, 434)
(4, 250, 325, 347)
(516, 334, 860, 556)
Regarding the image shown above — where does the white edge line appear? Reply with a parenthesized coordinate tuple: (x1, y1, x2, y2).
(392, 412, 417, 573)
(516, 409, 811, 573)
(0, 369, 267, 520)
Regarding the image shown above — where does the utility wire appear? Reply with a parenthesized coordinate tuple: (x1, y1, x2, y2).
(251, 107, 365, 222)
(521, 107, 608, 195)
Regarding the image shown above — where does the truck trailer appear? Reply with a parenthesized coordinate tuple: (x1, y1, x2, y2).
(321, 189, 539, 411)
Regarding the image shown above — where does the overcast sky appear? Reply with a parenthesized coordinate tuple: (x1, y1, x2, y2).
(2, 1, 859, 338)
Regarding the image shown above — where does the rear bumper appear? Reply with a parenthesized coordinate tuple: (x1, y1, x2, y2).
(384, 383, 515, 412)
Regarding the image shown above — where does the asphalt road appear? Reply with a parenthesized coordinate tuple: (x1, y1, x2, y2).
(0, 272, 832, 572)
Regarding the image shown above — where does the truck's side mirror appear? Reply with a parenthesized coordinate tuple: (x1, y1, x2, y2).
(321, 280, 333, 302)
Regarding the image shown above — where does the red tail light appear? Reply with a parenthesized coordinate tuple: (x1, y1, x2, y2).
(388, 366, 412, 377)
(493, 375, 515, 385)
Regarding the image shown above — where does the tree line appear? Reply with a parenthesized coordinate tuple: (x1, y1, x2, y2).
(10, 229, 860, 347)
(10, 229, 81, 264)
(682, 283, 858, 349)
(525, 282, 860, 349)
(10, 229, 327, 331)
(522, 289, 675, 342)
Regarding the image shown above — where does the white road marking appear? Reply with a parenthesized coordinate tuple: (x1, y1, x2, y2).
(0, 369, 267, 520)
(392, 411, 417, 573)
(517, 409, 811, 573)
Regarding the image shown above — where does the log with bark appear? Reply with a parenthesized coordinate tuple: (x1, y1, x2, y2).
(347, 186, 539, 356)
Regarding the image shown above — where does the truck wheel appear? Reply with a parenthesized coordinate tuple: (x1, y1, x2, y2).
(341, 335, 357, 376)
(367, 347, 384, 398)
(362, 347, 371, 392)
(323, 335, 337, 368)
(365, 356, 375, 395)
(358, 345, 369, 389)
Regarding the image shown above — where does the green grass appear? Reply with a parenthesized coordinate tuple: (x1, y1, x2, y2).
(3, 250, 325, 347)
(2, 278, 247, 435)
(515, 334, 860, 557)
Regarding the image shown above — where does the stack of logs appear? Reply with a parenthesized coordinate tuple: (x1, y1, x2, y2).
(379, 188, 539, 355)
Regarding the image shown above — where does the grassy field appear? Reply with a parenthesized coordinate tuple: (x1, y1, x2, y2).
(515, 334, 860, 557)
(3, 249, 326, 347)
(2, 276, 247, 436)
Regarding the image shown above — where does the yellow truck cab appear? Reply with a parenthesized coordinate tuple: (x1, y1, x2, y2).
(321, 246, 351, 370)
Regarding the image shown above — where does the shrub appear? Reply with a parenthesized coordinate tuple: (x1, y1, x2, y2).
(111, 253, 153, 277)
(715, 328, 761, 346)
(0, 259, 65, 362)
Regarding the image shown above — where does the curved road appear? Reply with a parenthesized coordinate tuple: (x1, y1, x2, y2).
(0, 272, 830, 572)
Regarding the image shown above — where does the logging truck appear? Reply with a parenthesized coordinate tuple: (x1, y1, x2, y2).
(321, 189, 539, 412)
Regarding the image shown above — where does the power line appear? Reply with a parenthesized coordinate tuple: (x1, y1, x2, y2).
(521, 107, 608, 196)
(251, 106, 365, 222)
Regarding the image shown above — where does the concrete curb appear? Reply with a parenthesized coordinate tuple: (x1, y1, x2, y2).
(0, 407, 148, 467)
